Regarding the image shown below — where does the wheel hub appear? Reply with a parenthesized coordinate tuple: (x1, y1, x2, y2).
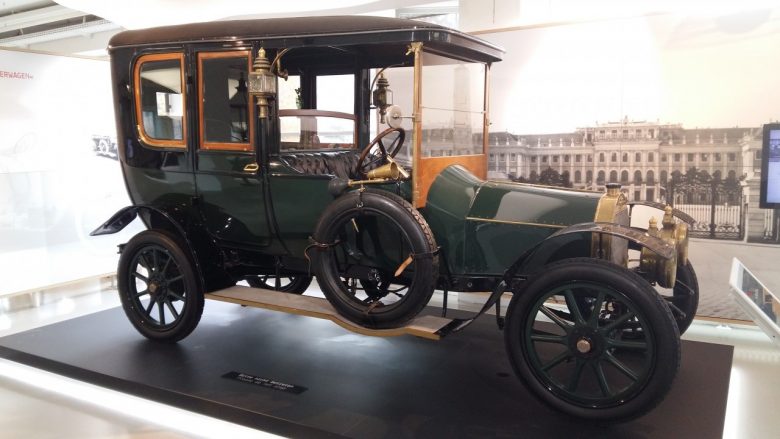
(576, 338, 592, 354)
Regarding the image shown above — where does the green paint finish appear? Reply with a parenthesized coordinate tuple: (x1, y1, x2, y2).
(468, 181, 601, 227)
(424, 166, 601, 276)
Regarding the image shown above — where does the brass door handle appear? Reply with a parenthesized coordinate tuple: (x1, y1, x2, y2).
(243, 163, 259, 172)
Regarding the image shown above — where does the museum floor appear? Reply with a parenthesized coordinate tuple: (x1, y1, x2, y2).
(0, 273, 778, 439)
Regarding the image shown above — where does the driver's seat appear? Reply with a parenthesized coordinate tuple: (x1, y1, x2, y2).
(277, 150, 364, 179)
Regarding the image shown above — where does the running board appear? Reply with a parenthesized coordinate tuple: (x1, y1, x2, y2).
(205, 286, 454, 341)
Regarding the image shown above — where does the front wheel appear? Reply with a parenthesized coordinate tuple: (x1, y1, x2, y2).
(663, 261, 699, 335)
(505, 258, 680, 422)
(117, 230, 204, 342)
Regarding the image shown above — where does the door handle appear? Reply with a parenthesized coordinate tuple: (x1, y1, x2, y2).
(243, 163, 259, 173)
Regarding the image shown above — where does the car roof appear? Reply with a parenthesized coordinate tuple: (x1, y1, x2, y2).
(108, 16, 503, 63)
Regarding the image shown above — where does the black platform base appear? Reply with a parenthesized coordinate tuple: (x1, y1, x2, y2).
(0, 302, 732, 438)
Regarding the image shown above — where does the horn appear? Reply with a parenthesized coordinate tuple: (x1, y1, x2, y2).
(367, 162, 401, 180)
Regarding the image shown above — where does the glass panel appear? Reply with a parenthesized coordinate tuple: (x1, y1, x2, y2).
(421, 53, 485, 157)
(279, 75, 302, 110)
(317, 74, 354, 114)
(201, 56, 250, 144)
(279, 113, 355, 151)
(139, 59, 183, 140)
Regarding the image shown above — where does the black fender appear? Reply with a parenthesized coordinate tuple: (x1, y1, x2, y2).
(509, 222, 674, 277)
(440, 222, 675, 335)
(90, 205, 233, 292)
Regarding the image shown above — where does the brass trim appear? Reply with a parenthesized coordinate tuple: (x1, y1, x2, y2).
(243, 162, 259, 172)
(488, 179, 601, 194)
(133, 52, 187, 149)
(482, 63, 490, 156)
(465, 216, 566, 229)
(197, 50, 254, 152)
(410, 42, 423, 208)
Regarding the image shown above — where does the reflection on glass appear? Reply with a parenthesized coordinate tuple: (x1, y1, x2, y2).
(139, 59, 183, 140)
(201, 56, 250, 144)
(279, 112, 355, 151)
(739, 264, 778, 324)
(421, 53, 485, 157)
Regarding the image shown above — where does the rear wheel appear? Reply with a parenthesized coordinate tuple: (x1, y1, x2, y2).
(117, 230, 203, 342)
(245, 274, 312, 294)
(505, 258, 680, 422)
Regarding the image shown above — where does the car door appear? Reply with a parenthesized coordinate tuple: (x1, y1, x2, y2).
(193, 49, 272, 248)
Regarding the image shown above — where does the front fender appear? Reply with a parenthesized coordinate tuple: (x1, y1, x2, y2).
(506, 222, 674, 278)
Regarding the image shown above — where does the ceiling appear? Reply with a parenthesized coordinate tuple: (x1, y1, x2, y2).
(0, 0, 457, 57)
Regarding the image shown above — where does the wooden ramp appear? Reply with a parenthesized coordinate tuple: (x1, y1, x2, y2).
(205, 286, 454, 340)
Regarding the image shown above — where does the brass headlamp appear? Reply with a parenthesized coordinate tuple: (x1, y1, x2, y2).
(249, 48, 277, 119)
(372, 72, 393, 124)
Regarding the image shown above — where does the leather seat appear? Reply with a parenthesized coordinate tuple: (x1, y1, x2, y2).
(278, 150, 360, 179)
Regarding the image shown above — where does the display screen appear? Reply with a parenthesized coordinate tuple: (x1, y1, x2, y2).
(760, 124, 780, 208)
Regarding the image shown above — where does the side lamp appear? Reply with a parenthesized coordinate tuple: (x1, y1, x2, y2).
(249, 47, 277, 119)
(372, 72, 393, 124)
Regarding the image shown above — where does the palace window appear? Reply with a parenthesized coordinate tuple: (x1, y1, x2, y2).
(648, 152, 654, 162)
(635, 152, 641, 162)
(687, 153, 694, 161)
(575, 154, 582, 163)
(728, 153, 736, 162)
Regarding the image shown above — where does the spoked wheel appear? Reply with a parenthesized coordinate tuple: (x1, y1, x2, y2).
(245, 274, 312, 294)
(313, 189, 438, 329)
(660, 261, 699, 335)
(117, 230, 203, 342)
(505, 258, 680, 422)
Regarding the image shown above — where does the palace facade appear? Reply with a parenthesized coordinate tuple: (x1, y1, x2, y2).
(483, 119, 762, 202)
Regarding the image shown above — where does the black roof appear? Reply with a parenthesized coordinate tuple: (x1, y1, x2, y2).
(108, 16, 503, 63)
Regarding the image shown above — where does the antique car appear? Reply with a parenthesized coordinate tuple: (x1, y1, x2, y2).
(92, 16, 699, 422)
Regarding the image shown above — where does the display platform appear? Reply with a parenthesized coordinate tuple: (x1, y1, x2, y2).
(0, 301, 732, 438)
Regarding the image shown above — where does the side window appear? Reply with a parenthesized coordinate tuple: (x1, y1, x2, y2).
(134, 53, 186, 147)
(198, 51, 252, 151)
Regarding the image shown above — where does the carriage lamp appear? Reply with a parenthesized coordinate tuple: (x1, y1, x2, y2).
(372, 73, 393, 124)
(249, 47, 277, 119)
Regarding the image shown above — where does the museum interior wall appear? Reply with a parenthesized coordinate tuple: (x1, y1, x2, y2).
(0, 48, 142, 295)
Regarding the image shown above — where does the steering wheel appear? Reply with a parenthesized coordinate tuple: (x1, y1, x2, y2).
(356, 127, 406, 178)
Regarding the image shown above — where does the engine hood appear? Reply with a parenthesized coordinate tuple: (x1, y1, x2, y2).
(423, 165, 607, 276)
(467, 178, 602, 227)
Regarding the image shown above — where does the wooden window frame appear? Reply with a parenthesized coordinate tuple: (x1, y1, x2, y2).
(133, 52, 187, 148)
(197, 50, 254, 152)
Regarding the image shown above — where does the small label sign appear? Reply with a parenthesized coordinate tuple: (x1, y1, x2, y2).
(222, 371, 307, 394)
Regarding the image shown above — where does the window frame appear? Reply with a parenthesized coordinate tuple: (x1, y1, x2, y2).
(197, 50, 254, 152)
(133, 52, 187, 149)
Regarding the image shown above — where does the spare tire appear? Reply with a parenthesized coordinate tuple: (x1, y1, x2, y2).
(312, 189, 438, 329)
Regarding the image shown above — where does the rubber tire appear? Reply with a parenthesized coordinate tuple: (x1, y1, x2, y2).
(313, 189, 438, 329)
(504, 258, 681, 423)
(669, 261, 699, 335)
(245, 274, 313, 294)
(117, 230, 204, 343)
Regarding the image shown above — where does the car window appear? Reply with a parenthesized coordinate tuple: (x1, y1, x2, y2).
(198, 51, 253, 151)
(279, 110, 356, 151)
(134, 53, 186, 148)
